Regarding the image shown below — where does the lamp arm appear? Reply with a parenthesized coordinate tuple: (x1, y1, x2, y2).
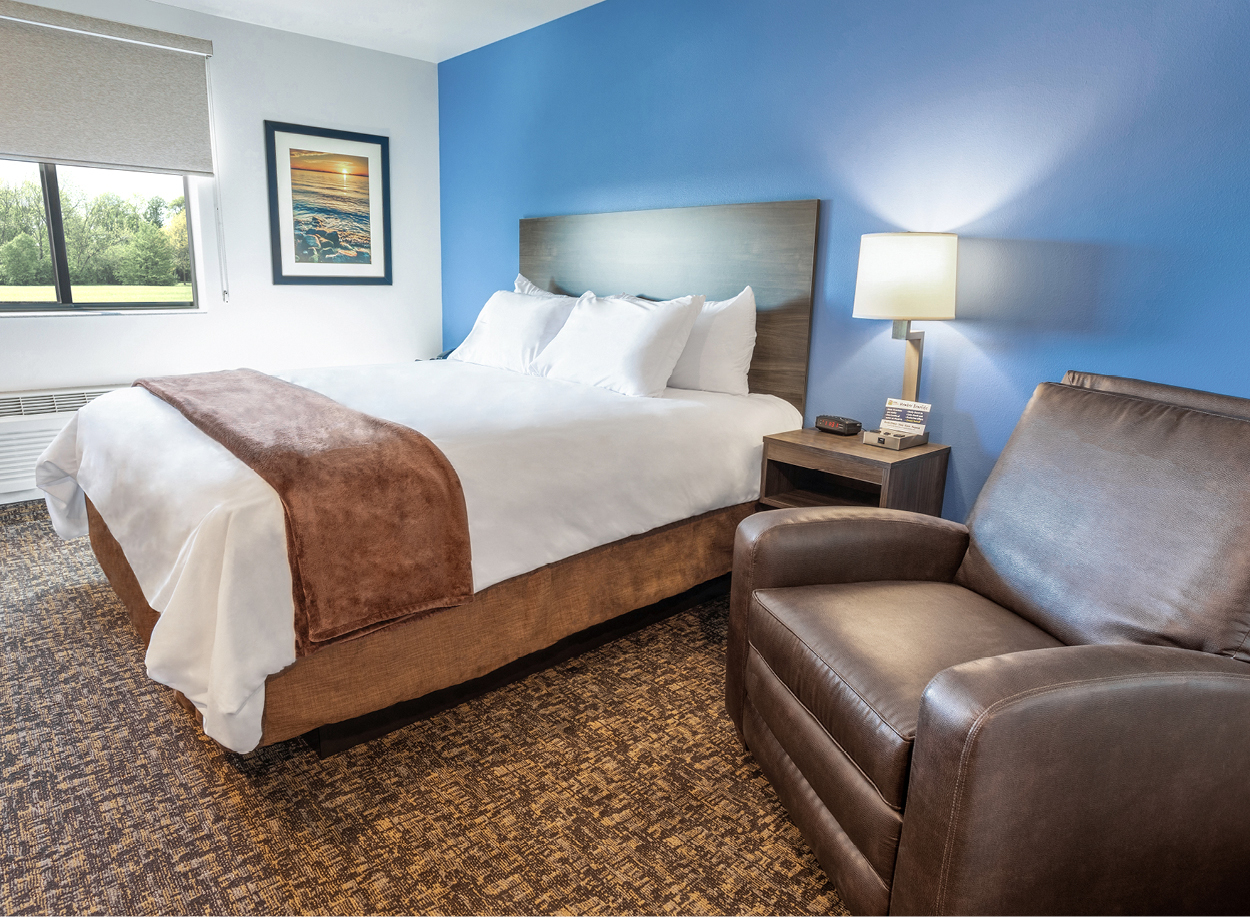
(891, 319, 925, 402)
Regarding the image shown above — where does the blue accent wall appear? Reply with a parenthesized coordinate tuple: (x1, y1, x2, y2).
(439, 0, 1250, 521)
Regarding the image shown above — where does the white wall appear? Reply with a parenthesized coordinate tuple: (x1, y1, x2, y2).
(0, 0, 441, 392)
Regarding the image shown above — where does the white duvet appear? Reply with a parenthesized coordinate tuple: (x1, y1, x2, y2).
(36, 360, 801, 752)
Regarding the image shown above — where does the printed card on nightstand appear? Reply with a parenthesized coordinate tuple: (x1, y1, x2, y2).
(880, 398, 931, 435)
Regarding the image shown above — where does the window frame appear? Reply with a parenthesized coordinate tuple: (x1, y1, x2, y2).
(0, 160, 199, 314)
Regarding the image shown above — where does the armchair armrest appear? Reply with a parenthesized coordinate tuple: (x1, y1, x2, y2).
(726, 506, 969, 731)
(891, 644, 1250, 915)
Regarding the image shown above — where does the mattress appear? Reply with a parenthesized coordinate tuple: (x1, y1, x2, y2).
(37, 360, 802, 751)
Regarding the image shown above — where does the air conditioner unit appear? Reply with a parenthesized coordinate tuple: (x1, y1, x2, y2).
(0, 386, 124, 506)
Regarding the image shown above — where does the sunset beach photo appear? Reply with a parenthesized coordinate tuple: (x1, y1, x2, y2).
(265, 121, 391, 284)
(289, 148, 371, 264)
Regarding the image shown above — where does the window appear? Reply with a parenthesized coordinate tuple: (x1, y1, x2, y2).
(0, 4, 214, 313)
(0, 159, 195, 312)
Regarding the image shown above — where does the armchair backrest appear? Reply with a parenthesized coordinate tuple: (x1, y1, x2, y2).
(955, 372, 1250, 660)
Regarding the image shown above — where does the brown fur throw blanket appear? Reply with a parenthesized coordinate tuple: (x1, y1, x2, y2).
(135, 368, 473, 656)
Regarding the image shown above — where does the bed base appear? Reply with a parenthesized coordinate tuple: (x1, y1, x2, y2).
(303, 573, 729, 757)
(87, 498, 752, 752)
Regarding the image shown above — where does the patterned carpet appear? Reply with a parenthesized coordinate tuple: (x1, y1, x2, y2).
(0, 500, 845, 916)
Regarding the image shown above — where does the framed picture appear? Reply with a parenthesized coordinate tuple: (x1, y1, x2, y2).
(264, 120, 392, 285)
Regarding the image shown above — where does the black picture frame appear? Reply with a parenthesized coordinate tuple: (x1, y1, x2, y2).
(264, 120, 392, 285)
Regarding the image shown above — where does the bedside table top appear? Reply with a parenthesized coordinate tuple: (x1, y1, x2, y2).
(765, 428, 949, 465)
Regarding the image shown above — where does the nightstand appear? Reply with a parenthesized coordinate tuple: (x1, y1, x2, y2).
(760, 429, 950, 517)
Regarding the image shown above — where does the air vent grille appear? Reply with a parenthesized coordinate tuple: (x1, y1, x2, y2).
(0, 389, 115, 418)
(0, 428, 68, 490)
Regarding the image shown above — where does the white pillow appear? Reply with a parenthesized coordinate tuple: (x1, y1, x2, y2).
(668, 286, 757, 395)
(514, 273, 550, 296)
(530, 293, 704, 397)
(449, 289, 582, 373)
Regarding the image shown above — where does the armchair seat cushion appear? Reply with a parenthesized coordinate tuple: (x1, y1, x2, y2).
(749, 581, 1062, 809)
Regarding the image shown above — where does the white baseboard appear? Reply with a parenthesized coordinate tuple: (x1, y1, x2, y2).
(1, 488, 44, 506)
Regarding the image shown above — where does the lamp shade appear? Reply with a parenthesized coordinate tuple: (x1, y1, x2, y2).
(852, 232, 958, 321)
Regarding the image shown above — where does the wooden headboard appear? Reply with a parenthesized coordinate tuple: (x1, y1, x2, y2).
(519, 200, 819, 415)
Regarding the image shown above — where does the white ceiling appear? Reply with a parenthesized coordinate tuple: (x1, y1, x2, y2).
(150, 0, 604, 62)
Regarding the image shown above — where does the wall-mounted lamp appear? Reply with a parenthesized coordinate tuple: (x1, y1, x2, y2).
(852, 232, 958, 402)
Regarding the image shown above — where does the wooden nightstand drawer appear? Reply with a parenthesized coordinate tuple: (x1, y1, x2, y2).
(764, 439, 886, 485)
(760, 429, 950, 517)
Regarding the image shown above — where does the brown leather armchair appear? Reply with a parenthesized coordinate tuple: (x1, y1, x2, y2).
(727, 372, 1250, 915)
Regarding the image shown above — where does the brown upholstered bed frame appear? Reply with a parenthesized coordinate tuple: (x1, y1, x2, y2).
(88, 200, 820, 751)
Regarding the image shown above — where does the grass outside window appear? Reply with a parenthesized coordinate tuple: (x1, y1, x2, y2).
(0, 284, 193, 304)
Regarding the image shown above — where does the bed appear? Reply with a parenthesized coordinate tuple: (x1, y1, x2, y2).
(41, 199, 820, 754)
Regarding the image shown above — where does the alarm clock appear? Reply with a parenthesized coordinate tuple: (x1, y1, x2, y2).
(815, 415, 862, 436)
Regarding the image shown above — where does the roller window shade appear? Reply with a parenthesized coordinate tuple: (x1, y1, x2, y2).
(0, 0, 214, 175)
